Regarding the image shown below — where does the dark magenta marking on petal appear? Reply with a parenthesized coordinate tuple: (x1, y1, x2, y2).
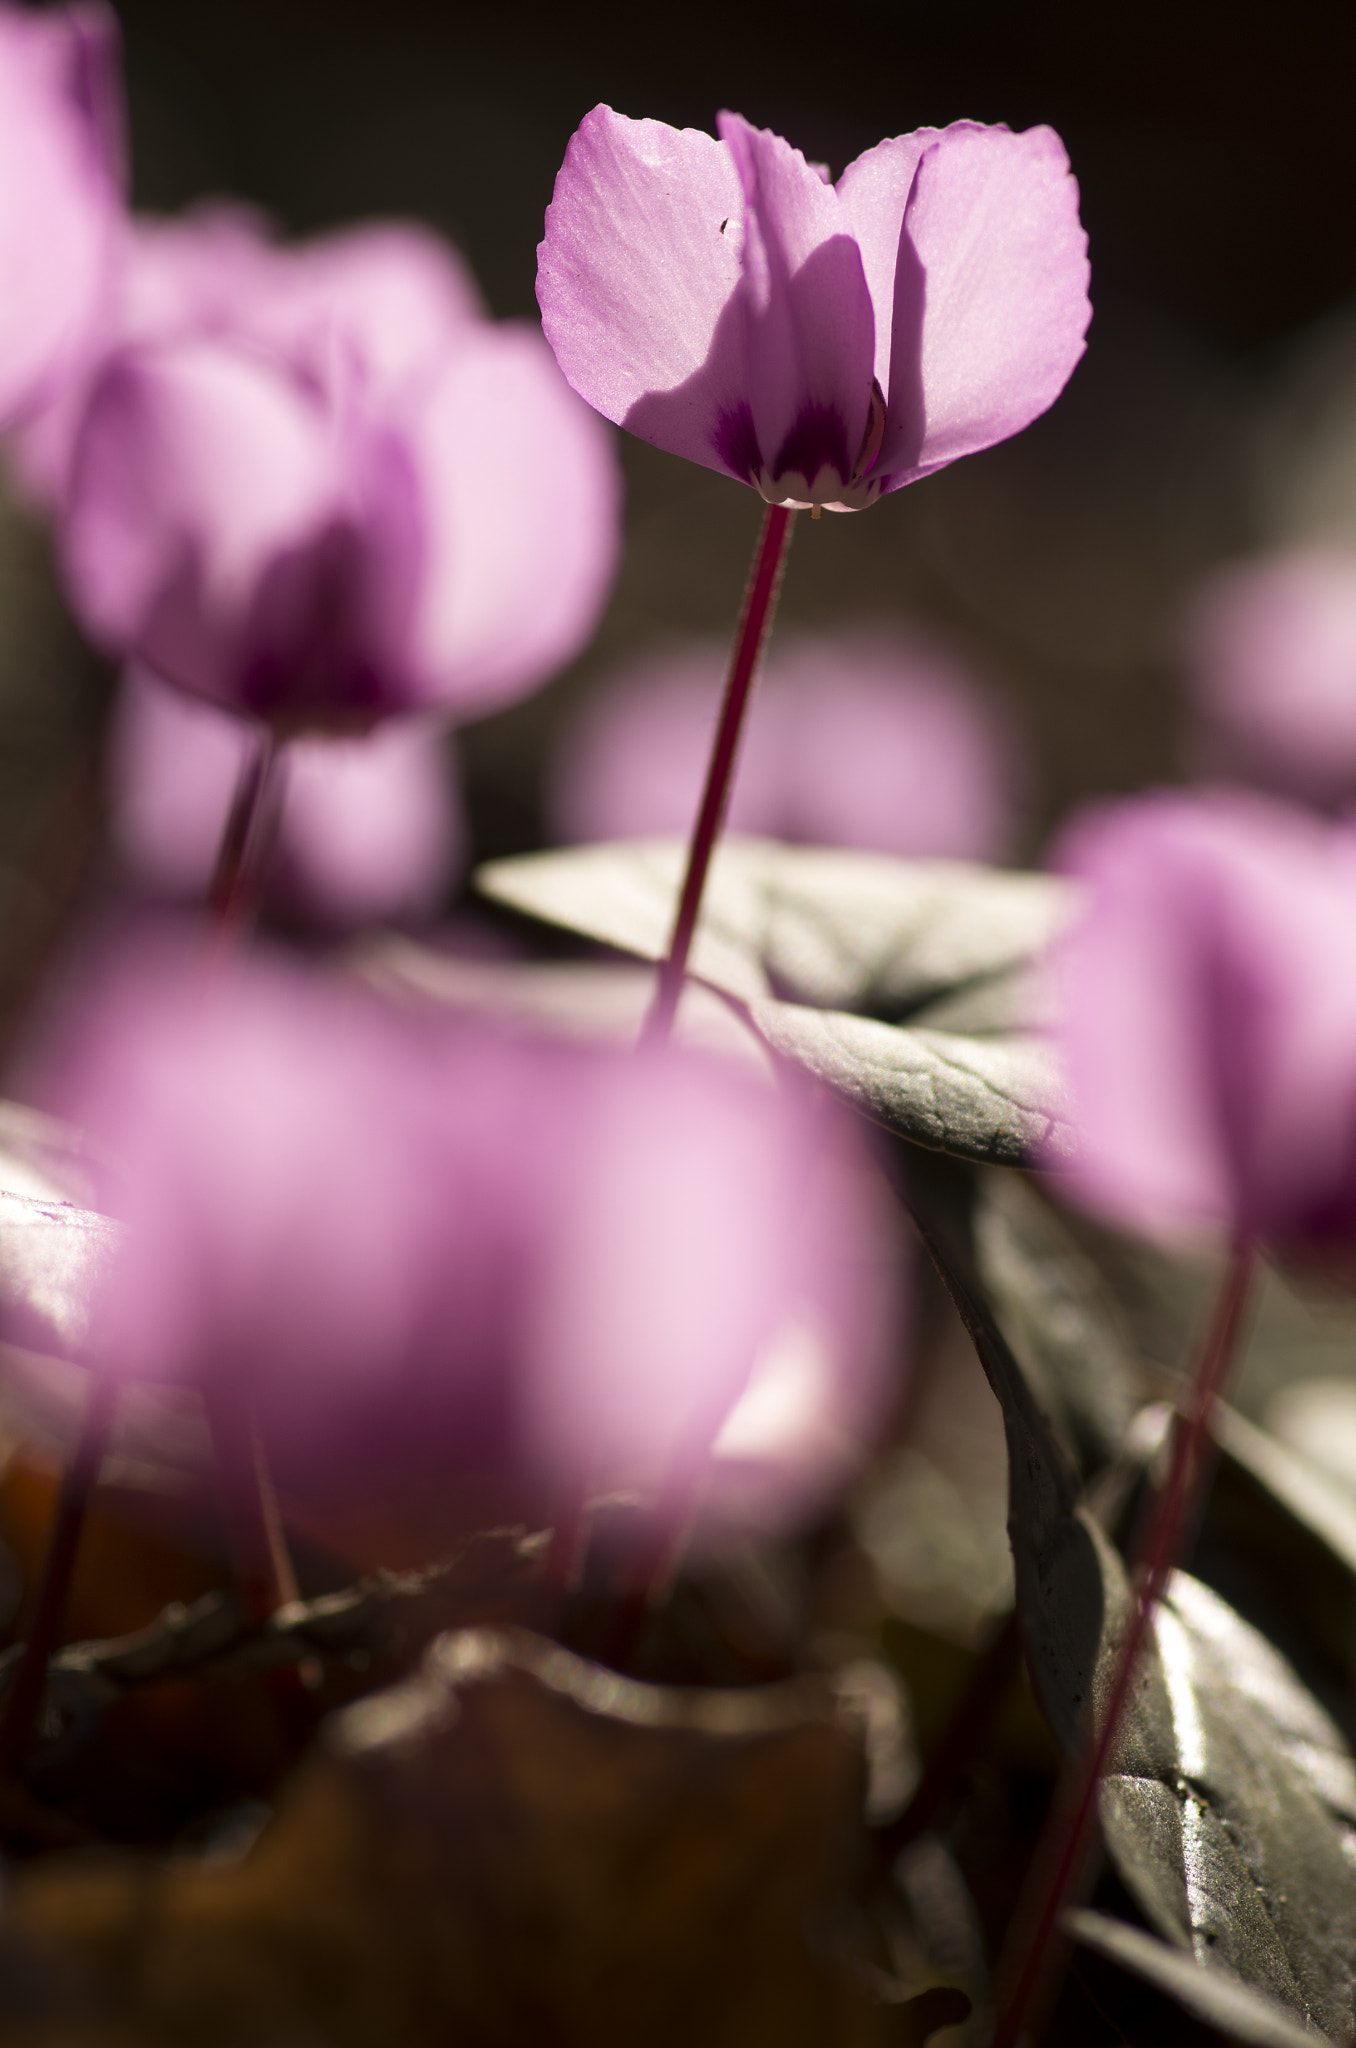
(711, 401, 762, 486)
(770, 401, 852, 491)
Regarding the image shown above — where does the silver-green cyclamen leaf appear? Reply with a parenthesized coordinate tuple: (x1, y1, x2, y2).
(476, 837, 1071, 1020)
(476, 839, 1073, 1167)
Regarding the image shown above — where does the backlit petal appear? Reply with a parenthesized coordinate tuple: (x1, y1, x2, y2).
(718, 111, 874, 499)
(875, 122, 1090, 485)
(406, 322, 620, 714)
(537, 105, 748, 477)
(0, 2, 122, 423)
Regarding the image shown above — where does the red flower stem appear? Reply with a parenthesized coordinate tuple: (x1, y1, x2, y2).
(640, 502, 795, 1048)
(0, 1373, 117, 1777)
(203, 729, 303, 1633)
(207, 1387, 300, 1629)
(990, 1237, 1255, 2048)
(207, 724, 281, 933)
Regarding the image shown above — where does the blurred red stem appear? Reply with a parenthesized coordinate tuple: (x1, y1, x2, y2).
(207, 725, 281, 933)
(207, 1388, 300, 1628)
(0, 1373, 116, 1777)
(203, 733, 301, 1632)
(640, 503, 795, 1047)
(991, 1238, 1255, 2048)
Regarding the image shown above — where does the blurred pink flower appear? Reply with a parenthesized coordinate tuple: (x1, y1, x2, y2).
(1182, 547, 1356, 807)
(538, 106, 1090, 510)
(0, 1, 123, 425)
(110, 665, 461, 927)
(15, 207, 486, 501)
(48, 208, 620, 729)
(54, 943, 897, 1534)
(550, 628, 1025, 860)
(1047, 790, 1356, 1252)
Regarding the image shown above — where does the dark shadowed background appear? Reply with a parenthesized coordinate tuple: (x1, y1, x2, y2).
(3, 0, 1354, 1017)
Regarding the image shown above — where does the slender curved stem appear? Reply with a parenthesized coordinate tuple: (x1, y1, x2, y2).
(203, 731, 301, 1630)
(990, 1239, 1255, 2048)
(0, 1373, 117, 1776)
(641, 503, 795, 1047)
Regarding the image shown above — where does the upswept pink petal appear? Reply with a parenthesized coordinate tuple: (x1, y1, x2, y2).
(0, 1, 122, 424)
(62, 340, 345, 705)
(834, 131, 936, 397)
(233, 219, 485, 398)
(8, 204, 277, 504)
(874, 122, 1090, 485)
(716, 112, 875, 503)
(58, 336, 428, 727)
(405, 322, 621, 715)
(15, 207, 483, 503)
(117, 206, 278, 347)
(536, 105, 748, 477)
(1049, 792, 1356, 1249)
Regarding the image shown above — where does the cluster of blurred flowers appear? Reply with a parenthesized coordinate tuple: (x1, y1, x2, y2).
(25, 0, 1356, 1593)
(49, 933, 897, 1544)
(5, 2, 986, 1555)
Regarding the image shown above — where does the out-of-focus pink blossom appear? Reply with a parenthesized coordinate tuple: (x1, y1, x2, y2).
(49, 209, 620, 730)
(15, 207, 486, 502)
(550, 628, 1024, 860)
(538, 106, 1090, 510)
(110, 666, 461, 927)
(1047, 790, 1356, 1252)
(0, 2, 123, 425)
(1182, 547, 1356, 806)
(53, 943, 898, 1535)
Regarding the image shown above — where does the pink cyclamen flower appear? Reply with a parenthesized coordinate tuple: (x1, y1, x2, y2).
(1048, 790, 1356, 1253)
(538, 107, 1090, 510)
(0, 1, 123, 425)
(110, 665, 461, 927)
(1182, 547, 1356, 807)
(53, 942, 896, 1535)
(51, 209, 621, 730)
(551, 627, 1025, 860)
(13, 206, 487, 502)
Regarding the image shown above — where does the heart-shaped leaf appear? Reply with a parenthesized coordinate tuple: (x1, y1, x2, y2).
(474, 843, 1073, 1167)
(0, 1188, 119, 1365)
(893, 1147, 1356, 2039)
(476, 837, 1069, 1022)
(975, 1171, 1144, 1471)
(744, 1003, 1071, 1168)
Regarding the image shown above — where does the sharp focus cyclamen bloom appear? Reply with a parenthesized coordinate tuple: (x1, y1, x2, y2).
(538, 107, 1091, 509)
(550, 627, 1024, 860)
(49, 208, 622, 731)
(1182, 547, 1356, 807)
(54, 945, 896, 1539)
(0, 1, 122, 425)
(1047, 791, 1356, 1253)
(111, 666, 461, 927)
